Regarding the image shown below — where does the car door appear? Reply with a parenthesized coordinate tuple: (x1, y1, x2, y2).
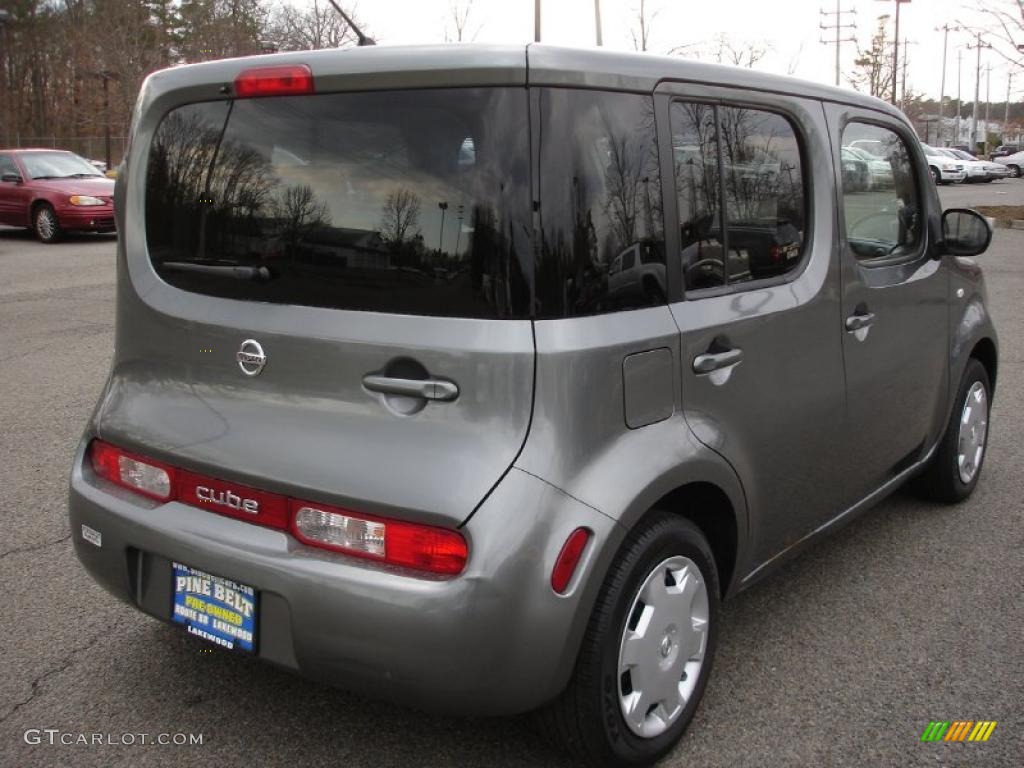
(829, 109, 949, 501)
(0, 154, 25, 225)
(656, 85, 850, 575)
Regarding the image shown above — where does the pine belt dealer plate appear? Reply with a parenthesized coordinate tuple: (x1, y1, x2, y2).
(171, 562, 257, 653)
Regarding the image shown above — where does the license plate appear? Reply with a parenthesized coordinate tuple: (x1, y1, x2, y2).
(171, 562, 257, 653)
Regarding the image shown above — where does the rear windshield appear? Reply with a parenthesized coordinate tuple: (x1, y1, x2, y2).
(145, 88, 531, 318)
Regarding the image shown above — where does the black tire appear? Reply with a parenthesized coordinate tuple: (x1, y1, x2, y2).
(914, 358, 991, 503)
(930, 166, 941, 184)
(33, 203, 63, 243)
(536, 513, 720, 767)
(1009, 165, 1021, 178)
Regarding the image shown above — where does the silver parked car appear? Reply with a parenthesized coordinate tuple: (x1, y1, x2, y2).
(69, 45, 997, 766)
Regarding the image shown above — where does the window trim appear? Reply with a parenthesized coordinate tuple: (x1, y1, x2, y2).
(667, 97, 813, 301)
(837, 114, 928, 271)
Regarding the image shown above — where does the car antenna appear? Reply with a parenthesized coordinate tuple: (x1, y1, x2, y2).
(326, 0, 376, 46)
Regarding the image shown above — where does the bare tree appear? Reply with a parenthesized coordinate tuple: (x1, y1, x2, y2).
(710, 34, 771, 68)
(849, 15, 895, 101)
(975, 0, 1024, 65)
(630, 0, 657, 52)
(267, 0, 362, 51)
(445, 0, 479, 43)
(380, 188, 423, 246)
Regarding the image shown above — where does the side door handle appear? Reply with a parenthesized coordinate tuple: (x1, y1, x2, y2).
(692, 347, 743, 375)
(845, 311, 875, 332)
(362, 375, 460, 402)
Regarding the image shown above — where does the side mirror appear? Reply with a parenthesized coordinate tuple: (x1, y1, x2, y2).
(1, 172, 22, 184)
(941, 208, 992, 257)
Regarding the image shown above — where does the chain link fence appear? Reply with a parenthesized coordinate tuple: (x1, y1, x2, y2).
(2, 136, 129, 167)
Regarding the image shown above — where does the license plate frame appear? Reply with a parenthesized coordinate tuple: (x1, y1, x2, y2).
(171, 562, 258, 654)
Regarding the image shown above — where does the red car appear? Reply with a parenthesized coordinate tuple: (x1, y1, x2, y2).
(0, 149, 116, 242)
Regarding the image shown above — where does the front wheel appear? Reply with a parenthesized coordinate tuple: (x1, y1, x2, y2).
(33, 203, 63, 243)
(537, 514, 719, 767)
(1008, 164, 1021, 178)
(913, 358, 991, 503)
(930, 166, 941, 184)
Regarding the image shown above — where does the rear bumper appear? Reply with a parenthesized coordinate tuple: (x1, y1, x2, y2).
(68, 440, 621, 715)
(56, 207, 116, 231)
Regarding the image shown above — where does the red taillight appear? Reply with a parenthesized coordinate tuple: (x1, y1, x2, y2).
(551, 527, 592, 594)
(87, 440, 467, 576)
(90, 440, 176, 502)
(234, 64, 314, 98)
(290, 500, 468, 576)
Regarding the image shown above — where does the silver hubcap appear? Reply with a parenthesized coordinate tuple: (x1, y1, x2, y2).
(37, 209, 55, 239)
(617, 556, 709, 739)
(957, 381, 988, 484)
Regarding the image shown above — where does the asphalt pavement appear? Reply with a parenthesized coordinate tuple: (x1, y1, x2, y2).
(0, 180, 1022, 767)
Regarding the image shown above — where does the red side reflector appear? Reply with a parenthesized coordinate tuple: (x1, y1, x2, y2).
(234, 64, 314, 98)
(551, 528, 592, 594)
(177, 469, 289, 531)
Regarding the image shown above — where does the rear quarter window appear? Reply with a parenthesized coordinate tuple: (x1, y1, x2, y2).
(145, 88, 532, 319)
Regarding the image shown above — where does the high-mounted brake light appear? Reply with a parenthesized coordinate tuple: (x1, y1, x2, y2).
(90, 440, 176, 502)
(234, 65, 314, 98)
(291, 500, 469, 576)
(551, 527, 592, 594)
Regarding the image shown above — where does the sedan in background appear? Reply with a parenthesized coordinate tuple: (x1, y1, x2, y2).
(921, 144, 966, 184)
(843, 145, 894, 188)
(993, 149, 1024, 178)
(0, 149, 116, 242)
(942, 149, 1008, 183)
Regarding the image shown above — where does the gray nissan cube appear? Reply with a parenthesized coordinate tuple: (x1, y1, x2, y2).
(69, 44, 997, 766)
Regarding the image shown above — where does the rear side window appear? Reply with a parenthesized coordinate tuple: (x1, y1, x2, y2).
(535, 89, 665, 318)
(671, 102, 806, 292)
(145, 88, 531, 319)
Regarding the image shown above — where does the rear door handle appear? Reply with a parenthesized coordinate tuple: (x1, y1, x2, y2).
(362, 375, 459, 401)
(845, 311, 875, 332)
(692, 347, 743, 374)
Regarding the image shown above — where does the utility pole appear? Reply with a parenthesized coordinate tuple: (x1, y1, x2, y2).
(819, 2, 857, 86)
(875, 0, 911, 106)
(968, 33, 993, 153)
(534, 0, 541, 43)
(956, 50, 962, 146)
(984, 63, 992, 155)
(936, 24, 959, 146)
(899, 37, 917, 111)
(594, 0, 602, 46)
(1006, 72, 1014, 144)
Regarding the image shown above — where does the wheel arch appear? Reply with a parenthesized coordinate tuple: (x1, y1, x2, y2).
(646, 481, 738, 600)
(970, 336, 998, 394)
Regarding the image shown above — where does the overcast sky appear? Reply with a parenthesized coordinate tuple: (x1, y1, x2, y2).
(301, 0, 1016, 105)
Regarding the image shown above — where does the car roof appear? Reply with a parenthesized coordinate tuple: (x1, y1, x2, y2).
(144, 43, 905, 120)
(0, 148, 74, 154)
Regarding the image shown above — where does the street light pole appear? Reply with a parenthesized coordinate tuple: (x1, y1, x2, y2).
(594, 0, 602, 46)
(438, 201, 448, 254)
(968, 33, 992, 153)
(875, 0, 910, 106)
(534, 0, 541, 43)
(1006, 72, 1014, 144)
(956, 50, 962, 145)
(936, 24, 958, 146)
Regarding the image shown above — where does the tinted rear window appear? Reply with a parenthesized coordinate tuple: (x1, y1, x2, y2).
(145, 88, 531, 318)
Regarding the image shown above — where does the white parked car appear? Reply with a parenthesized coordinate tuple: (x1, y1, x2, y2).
(921, 144, 966, 184)
(992, 150, 1024, 178)
(937, 148, 1002, 183)
(844, 145, 894, 188)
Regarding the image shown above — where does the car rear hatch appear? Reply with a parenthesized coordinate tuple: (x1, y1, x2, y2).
(98, 50, 534, 529)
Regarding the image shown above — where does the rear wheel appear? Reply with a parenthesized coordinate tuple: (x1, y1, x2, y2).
(33, 203, 63, 243)
(537, 514, 719, 767)
(1008, 164, 1021, 178)
(914, 358, 991, 503)
(929, 166, 941, 184)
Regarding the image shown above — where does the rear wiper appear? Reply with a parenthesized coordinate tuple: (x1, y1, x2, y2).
(162, 262, 272, 281)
